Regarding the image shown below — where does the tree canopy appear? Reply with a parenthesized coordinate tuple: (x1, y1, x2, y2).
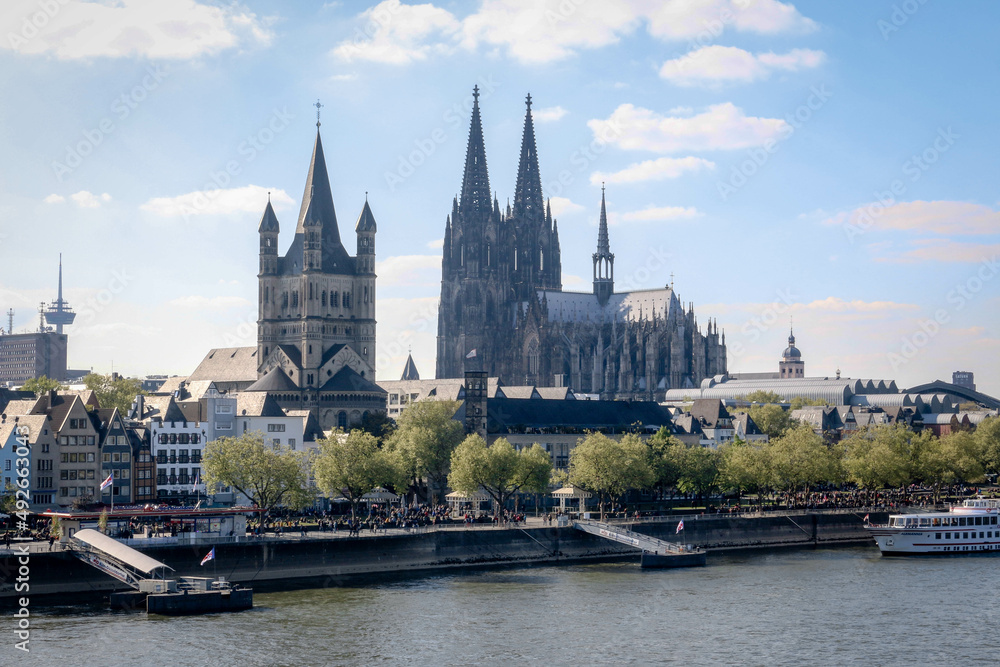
(20, 375, 63, 394)
(569, 432, 654, 519)
(203, 431, 311, 515)
(313, 430, 407, 520)
(746, 403, 796, 439)
(387, 399, 464, 504)
(83, 373, 145, 414)
(743, 390, 784, 404)
(448, 435, 551, 516)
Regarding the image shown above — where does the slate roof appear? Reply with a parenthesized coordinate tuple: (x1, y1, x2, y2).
(537, 287, 678, 324)
(536, 387, 575, 400)
(236, 392, 286, 418)
(135, 395, 187, 423)
(471, 397, 672, 432)
(245, 368, 299, 392)
(189, 347, 258, 383)
(689, 399, 729, 427)
(400, 354, 420, 381)
(319, 367, 386, 394)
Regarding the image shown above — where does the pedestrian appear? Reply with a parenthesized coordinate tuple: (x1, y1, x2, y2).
(48, 534, 56, 550)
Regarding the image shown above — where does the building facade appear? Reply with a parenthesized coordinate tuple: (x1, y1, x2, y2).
(436, 89, 726, 400)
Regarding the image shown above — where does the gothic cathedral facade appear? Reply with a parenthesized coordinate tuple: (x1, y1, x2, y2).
(436, 88, 727, 400)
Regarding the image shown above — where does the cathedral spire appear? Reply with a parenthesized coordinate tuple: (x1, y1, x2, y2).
(513, 93, 543, 222)
(593, 184, 614, 306)
(459, 84, 491, 216)
(597, 183, 611, 255)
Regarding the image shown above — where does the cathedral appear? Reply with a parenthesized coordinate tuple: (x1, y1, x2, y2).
(251, 112, 385, 430)
(436, 87, 727, 400)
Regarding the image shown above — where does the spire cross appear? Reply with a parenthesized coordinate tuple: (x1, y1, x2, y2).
(526, 93, 532, 109)
(314, 99, 324, 127)
(472, 85, 480, 102)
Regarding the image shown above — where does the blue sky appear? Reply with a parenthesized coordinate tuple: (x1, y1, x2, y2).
(1, 0, 998, 397)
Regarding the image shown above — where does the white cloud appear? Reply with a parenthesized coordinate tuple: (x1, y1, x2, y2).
(462, 0, 816, 64)
(43, 194, 65, 204)
(660, 46, 825, 87)
(167, 295, 252, 309)
(589, 103, 789, 153)
(872, 240, 1000, 264)
(617, 206, 702, 223)
(824, 200, 1000, 237)
(375, 254, 440, 287)
(329, 73, 358, 82)
(140, 185, 293, 218)
(532, 106, 568, 122)
(591, 156, 715, 185)
(0, 0, 273, 60)
(70, 191, 112, 208)
(426, 238, 444, 249)
(331, 0, 461, 64)
(548, 196, 584, 217)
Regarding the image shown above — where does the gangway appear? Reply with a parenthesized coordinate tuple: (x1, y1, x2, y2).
(67, 529, 174, 590)
(573, 519, 706, 568)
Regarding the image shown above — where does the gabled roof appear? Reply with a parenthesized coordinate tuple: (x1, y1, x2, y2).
(689, 399, 730, 427)
(319, 367, 385, 394)
(472, 397, 672, 431)
(153, 376, 188, 396)
(189, 347, 258, 384)
(536, 387, 574, 400)
(236, 392, 286, 418)
(276, 344, 303, 370)
(245, 367, 299, 393)
(2, 398, 40, 417)
(135, 395, 188, 423)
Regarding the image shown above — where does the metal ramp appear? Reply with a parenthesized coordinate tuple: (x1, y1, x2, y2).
(68, 529, 174, 590)
(573, 519, 689, 555)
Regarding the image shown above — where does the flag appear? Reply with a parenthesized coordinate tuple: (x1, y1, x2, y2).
(466, 349, 477, 359)
(676, 519, 684, 534)
(863, 513, 870, 523)
(100, 473, 113, 491)
(192, 474, 200, 492)
(200, 547, 215, 566)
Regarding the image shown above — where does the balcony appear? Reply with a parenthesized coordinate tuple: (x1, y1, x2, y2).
(178, 455, 190, 464)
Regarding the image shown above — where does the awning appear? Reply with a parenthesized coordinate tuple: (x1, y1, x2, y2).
(72, 529, 173, 574)
(362, 487, 399, 501)
(552, 486, 592, 499)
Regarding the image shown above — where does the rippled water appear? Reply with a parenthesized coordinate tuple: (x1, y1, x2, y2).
(15, 546, 1000, 666)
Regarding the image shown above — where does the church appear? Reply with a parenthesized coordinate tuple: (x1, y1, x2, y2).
(436, 87, 727, 400)
(190, 107, 385, 431)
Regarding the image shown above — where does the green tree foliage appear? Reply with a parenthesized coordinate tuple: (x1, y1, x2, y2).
(768, 423, 840, 492)
(675, 445, 721, 502)
(746, 403, 795, 439)
(448, 435, 552, 517)
(387, 400, 464, 504)
(203, 432, 310, 517)
(359, 411, 396, 442)
(645, 427, 684, 492)
(568, 432, 654, 519)
(313, 430, 406, 520)
(974, 416, 1000, 475)
(743, 390, 784, 404)
(788, 396, 829, 411)
(20, 375, 63, 394)
(718, 440, 773, 499)
(841, 424, 916, 490)
(83, 373, 146, 414)
(939, 430, 985, 485)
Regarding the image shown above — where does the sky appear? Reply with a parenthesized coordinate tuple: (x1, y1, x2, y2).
(0, 0, 998, 398)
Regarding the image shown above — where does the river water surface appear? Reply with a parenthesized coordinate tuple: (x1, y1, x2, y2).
(13, 546, 1000, 666)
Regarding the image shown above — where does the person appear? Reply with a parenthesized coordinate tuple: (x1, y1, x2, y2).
(48, 534, 56, 550)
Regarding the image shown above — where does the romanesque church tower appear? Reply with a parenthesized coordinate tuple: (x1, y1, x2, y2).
(254, 113, 384, 430)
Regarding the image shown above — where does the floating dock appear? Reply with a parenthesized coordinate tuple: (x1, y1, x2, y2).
(573, 520, 707, 568)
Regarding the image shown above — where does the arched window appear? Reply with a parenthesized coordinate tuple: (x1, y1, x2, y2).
(337, 411, 348, 429)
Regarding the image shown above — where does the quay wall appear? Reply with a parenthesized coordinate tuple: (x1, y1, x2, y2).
(0, 511, 884, 606)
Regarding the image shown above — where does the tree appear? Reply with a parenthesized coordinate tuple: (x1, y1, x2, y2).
(313, 430, 407, 520)
(841, 424, 914, 490)
(743, 390, 784, 404)
(83, 373, 146, 414)
(387, 400, 464, 504)
(789, 396, 829, 411)
(974, 416, 1000, 475)
(768, 423, 839, 492)
(359, 411, 396, 442)
(448, 435, 551, 517)
(746, 403, 795, 439)
(203, 432, 310, 520)
(568, 432, 654, 520)
(645, 427, 684, 494)
(675, 445, 721, 504)
(718, 440, 773, 501)
(21, 375, 63, 394)
(939, 430, 985, 485)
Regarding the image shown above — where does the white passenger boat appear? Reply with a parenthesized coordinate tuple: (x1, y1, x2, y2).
(866, 498, 1000, 555)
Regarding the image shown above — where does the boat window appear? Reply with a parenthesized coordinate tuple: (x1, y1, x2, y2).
(959, 518, 967, 526)
(992, 517, 998, 525)
(975, 517, 982, 526)
(920, 518, 929, 526)
(935, 533, 941, 539)
(945, 532, 951, 539)
(932, 518, 940, 526)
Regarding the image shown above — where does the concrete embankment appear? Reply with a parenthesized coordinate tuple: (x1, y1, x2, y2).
(0, 511, 884, 606)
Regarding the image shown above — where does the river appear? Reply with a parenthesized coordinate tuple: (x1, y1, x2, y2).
(13, 546, 1000, 666)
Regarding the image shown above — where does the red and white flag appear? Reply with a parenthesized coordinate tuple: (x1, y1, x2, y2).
(466, 349, 477, 359)
(200, 547, 215, 566)
(676, 519, 684, 534)
(863, 513, 870, 523)
(100, 473, 113, 491)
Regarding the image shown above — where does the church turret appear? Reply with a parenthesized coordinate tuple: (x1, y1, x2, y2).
(355, 195, 377, 275)
(779, 327, 804, 378)
(593, 185, 614, 306)
(258, 197, 279, 275)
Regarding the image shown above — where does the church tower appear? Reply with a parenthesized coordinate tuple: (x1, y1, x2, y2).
(254, 103, 385, 430)
(592, 186, 614, 306)
(779, 328, 804, 378)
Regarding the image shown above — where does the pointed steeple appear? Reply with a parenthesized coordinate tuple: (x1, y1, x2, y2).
(597, 184, 611, 255)
(297, 130, 339, 238)
(258, 197, 279, 233)
(400, 352, 420, 381)
(513, 93, 544, 221)
(460, 85, 491, 216)
(355, 198, 377, 232)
